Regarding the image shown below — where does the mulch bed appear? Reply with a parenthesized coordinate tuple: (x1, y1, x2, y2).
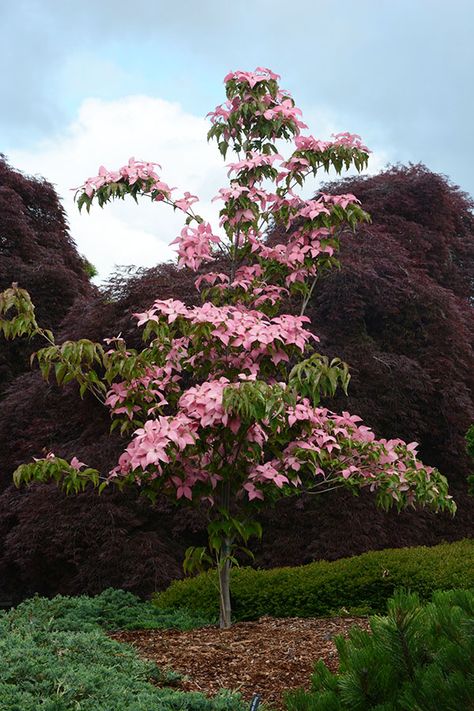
(111, 616, 370, 708)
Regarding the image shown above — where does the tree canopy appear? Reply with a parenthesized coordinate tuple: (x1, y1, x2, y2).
(0, 161, 472, 603)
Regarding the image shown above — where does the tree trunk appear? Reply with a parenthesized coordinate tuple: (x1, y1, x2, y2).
(218, 538, 232, 629)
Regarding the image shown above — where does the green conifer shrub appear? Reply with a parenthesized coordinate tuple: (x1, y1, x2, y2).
(0, 591, 239, 711)
(5, 587, 211, 632)
(284, 588, 474, 711)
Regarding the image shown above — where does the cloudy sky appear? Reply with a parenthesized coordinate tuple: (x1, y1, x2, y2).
(1, 0, 472, 281)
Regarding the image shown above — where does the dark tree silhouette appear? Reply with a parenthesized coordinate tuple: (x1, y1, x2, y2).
(0, 157, 94, 391)
(0, 163, 472, 601)
(309, 165, 474, 484)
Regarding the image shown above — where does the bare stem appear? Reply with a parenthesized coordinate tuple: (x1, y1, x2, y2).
(300, 275, 318, 317)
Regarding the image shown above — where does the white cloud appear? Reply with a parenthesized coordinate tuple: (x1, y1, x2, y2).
(8, 95, 392, 283)
(302, 104, 393, 186)
(8, 95, 227, 282)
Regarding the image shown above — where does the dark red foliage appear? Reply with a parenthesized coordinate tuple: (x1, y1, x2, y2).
(0, 163, 472, 603)
(308, 165, 474, 485)
(0, 259, 208, 601)
(0, 157, 94, 391)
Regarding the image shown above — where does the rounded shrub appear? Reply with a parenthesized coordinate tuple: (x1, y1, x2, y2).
(156, 540, 474, 620)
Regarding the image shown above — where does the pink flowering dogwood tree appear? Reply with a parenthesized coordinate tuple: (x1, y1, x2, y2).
(0, 68, 455, 628)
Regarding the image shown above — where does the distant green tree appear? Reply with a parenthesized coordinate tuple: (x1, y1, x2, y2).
(81, 255, 98, 280)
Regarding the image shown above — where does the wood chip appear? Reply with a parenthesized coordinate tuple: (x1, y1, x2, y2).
(111, 616, 369, 708)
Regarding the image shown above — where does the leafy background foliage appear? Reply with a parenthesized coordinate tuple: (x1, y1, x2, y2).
(0, 160, 472, 602)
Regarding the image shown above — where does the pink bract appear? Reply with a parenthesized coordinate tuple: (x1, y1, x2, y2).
(66, 67, 452, 521)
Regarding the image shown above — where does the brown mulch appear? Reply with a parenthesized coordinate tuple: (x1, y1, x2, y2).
(111, 616, 370, 708)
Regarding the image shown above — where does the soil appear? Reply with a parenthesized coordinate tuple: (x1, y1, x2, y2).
(111, 616, 370, 709)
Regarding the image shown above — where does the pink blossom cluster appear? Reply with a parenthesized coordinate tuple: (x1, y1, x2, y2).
(208, 90, 303, 141)
(135, 299, 317, 355)
(174, 192, 199, 212)
(231, 265, 264, 289)
(215, 185, 280, 231)
(280, 155, 311, 174)
(230, 267, 289, 306)
(179, 378, 240, 432)
(104, 361, 182, 418)
(248, 461, 293, 492)
(332, 132, 370, 152)
(250, 226, 334, 286)
(236, 402, 434, 503)
(250, 284, 290, 307)
(295, 199, 332, 220)
(77, 158, 200, 217)
(319, 193, 361, 210)
(170, 222, 221, 270)
(213, 184, 275, 211)
(207, 101, 234, 125)
(169, 461, 223, 501)
(105, 381, 142, 418)
(78, 157, 172, 199)
(294, 135, 332, 153)
(194, 267, 289, 307)
(208, 67, 306, 144)
(227, 152, 282, 179)
(111, 413, 197, 476)
(106, 375, 439, 506)
(223, 67, 281, 87)
(293, 133, 370, 155)
(261, 99, 308, 131)
(270, 188, 304, 214)
(135, 299, 189, 325)
(194, 272, 230, 291)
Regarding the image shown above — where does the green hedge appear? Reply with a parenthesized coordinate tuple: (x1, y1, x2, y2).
(156, 539, 474, 620)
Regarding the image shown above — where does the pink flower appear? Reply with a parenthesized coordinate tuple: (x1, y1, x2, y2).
(320, 193, 361, 210)
(249, 461, 289, 489)
(70, 456, 86, 470)
(170, 222, 221, 270)
(105, 382, 130, 409)
(174, 192, 199, 212)
(331, 132, 370, 152)
(75, 157, 176, 201)
(224, 67, 280, 88)
(262, 99, 308, 131)
(195, 272, 230, 291)
(226, 152, 282, 177)
(294, 135, 331, 153)
(135, 299, 189, 325)
(242, 482, 265, 501)
(178, 378, 230, 428)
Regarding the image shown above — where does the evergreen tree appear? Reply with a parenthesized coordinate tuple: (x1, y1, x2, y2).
(285, 589, 474, 710)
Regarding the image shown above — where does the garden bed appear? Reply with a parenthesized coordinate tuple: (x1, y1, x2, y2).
(111, 615, 370, 709)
